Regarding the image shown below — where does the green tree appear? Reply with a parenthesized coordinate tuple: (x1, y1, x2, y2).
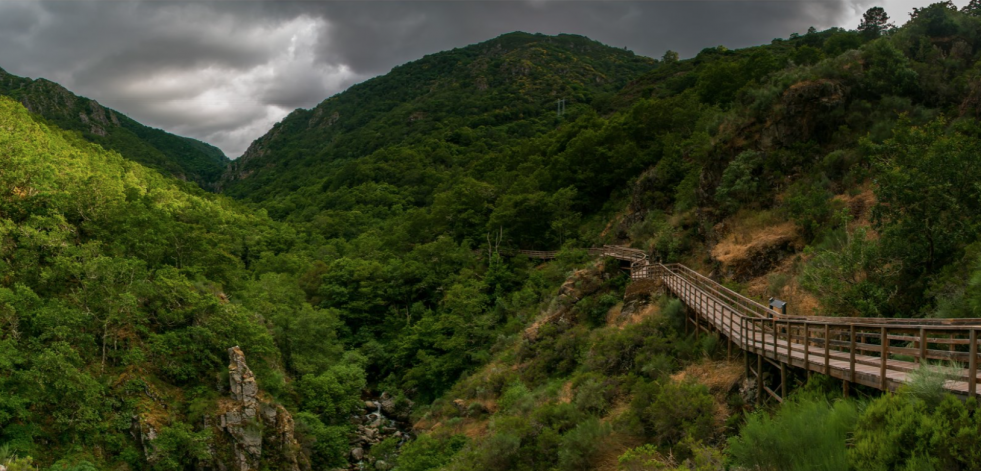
(858, 7, 894, 38)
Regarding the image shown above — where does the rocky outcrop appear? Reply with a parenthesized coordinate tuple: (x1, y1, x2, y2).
(216, 346, 308, 471)
(618, 278, 662, 322)
(761, 79, 845, 149)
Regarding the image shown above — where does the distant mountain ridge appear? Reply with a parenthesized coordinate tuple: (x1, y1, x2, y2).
(0, 66, 229, 188)
(220, 32, 656, 201)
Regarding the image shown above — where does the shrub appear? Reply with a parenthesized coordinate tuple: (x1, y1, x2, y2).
(498, 381, 535, 414)
(572, 373, 619, 415)
(294, 412, 351, 468)
(728, 393, 859, 471)
(716, 150, 765, 213)
(632, 379, 716, 449)
(849, 393, 935, 470)
(396, 434, 468, 471)
(556, 417, 612, 471)
(905, 362, 959, 409)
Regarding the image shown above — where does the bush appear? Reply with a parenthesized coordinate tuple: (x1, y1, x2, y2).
(849, 390, 981, 470)
(572, 373, 619, 415)
(728, 393, 859, 471)
(498, 381, 535, 414)
(716, 150, 765, 213)
(849, 393, 935, 470)
(632, 379, 716, 450)
(556, 417, 612, 471)
(294, 412, 351, 468)
(905, 362, 959, 409)
(396, 434, 468, 471)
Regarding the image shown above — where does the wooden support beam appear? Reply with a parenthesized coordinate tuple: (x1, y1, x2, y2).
(780, 361, 788, 400)
(756, 353, 763, 406)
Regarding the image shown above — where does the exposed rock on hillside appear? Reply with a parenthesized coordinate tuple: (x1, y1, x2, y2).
(524, 262, 610, 340)
(761, 79, 845, 149)
(214, 346, 308, 471)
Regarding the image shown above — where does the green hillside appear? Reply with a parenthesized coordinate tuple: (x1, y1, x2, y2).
(0, 68, 229, 188)
(9, 5, 981, 470)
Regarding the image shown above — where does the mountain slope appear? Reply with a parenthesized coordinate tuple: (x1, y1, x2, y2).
(221, 32, 655, 203)
(0, 67, 229, 187)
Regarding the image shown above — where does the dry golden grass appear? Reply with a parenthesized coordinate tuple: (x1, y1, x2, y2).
(711, 220, 798, 268)
(559, 381, 574, 404)
(745, 256, 821, 317)
(605, 301, 624, 325)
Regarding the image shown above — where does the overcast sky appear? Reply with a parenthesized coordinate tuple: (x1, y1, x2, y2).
(0, 0, 950, 157)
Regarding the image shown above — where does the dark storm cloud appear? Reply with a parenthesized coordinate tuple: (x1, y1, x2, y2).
(0, 0, 881, 157)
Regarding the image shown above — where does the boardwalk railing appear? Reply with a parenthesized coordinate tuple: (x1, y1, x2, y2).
(524, 246, 981, 399)
(651, 262, 981, 399)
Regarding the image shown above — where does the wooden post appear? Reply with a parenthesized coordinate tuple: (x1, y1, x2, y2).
(744, 345, 751, 380)
(756, 353, 763, 406)
(880, 326, 888, 391)
(825, 324, 831, 375)
(804, 322, 810, 374)
(843, 378, 850, 398)
(849, 324, 856, 384)
(780, 361, 787, 400)
(727, 313, 733, 361)
(919, 327, 927, 365)
(786, 320, 792, 364)
(970, 329, 978, 398)
(773, 318, 778, 361)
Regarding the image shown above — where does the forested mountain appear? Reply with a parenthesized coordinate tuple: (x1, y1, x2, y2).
(10, 4, 981, 470)
(0, 67, 229, 187)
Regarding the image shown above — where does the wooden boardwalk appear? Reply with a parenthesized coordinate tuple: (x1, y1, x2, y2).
(519, 246, 981, 400)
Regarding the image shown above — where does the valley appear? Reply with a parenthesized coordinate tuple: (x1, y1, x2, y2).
(5, 3, 981, 470)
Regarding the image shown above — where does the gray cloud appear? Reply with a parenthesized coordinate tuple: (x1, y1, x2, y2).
(0, 0, 900, 157)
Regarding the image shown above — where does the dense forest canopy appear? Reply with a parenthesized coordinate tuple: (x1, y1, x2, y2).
(8, 4, 981, 469)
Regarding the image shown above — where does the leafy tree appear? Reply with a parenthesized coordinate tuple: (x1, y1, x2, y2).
(792, 45, 825, 66)
(151, 423, 211, 471)
(662, 50, 680, 63)
(868, 119, 981, 306)
(858, 7, 894, 38)
(963, 0, 981, 16)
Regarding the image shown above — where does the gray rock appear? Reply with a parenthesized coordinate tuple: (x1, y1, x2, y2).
(350, 447, 364, 461)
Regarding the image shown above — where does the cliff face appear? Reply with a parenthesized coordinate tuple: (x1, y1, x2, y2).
(214, 346, 309, 471)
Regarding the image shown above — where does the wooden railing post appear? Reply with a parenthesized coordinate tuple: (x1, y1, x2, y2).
(824, 324, 830, 375)
(849, 325, 856, 384)
(970, 329, 977, 398)
(880, 326, 888, 390)
(919, 327, 927, 365)
(727, 308, 733, 361)
(786, 320, 792, 364)
(804, 321, 810, 374)
(772, 318, 778, 361)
